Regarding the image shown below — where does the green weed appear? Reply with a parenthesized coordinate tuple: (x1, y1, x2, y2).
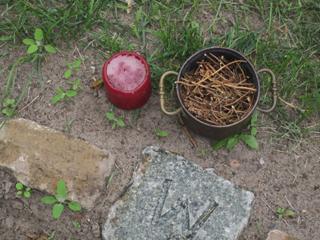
(256, 221, 263, 235)
(64, 61, 81, 79)
(47, 230, 56, 240)
(15, 183, 31, 198)
(155, 127, 168, 142)
(73, 222, 81, 228)
(106, 105, 125, 130)
(107, 171, 115, 189)
(68, 79, 83, 91)
(52, 86, 77, 104)
(196, 149, 211, 157)
(64, 120, 74, 133)
(41, 180, 81, 219)
(213, 112, 259, 150)
(2, 99, 17, 117)
(276, 207, 295, 220)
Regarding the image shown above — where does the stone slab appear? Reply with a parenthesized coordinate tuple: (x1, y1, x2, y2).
(266, 230, 300, 240)
(102, 146, 254, 240)
(0, 118, 115, 210)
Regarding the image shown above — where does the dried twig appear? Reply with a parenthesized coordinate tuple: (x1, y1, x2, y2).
(179, 54, 256, 125)
(178, 114, 196, 147)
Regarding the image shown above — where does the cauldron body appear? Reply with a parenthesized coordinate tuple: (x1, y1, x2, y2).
(178, 47, 260, 139)
(160, 47, 268, 140)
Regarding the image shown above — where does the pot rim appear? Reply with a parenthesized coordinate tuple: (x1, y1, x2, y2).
(176, 46, 261, 129)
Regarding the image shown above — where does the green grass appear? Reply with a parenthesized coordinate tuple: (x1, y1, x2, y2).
(0, 0, 319, 140)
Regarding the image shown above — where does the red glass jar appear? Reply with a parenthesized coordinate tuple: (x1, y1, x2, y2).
(102, 52, 152, 110)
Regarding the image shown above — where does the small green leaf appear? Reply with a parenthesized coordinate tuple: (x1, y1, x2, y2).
(47, 230, 56, 240)
(73, 85, 78, 90)
(25, 188, 31, 192)
(72, 61, 81, 68)
(65, 69, 72, 79)
(16, 183, 23, 190)
(213, 138, 229, 150)
(283, 210, 295, 216)
(197, 150, 205, 156)
(239, 134, 258, 149)
(7, 99, 15, 105)
(35, 28, 43, 41)
(106, 113, 115, 120)
(226, 137, 238, 148)
(158, 131, 168, 137)
(73, 222, 81, 228)
(251, 127, 257, 135)
(17, 191, 23, 195)
(53, 204, 64, 218)
(117, 119, 125, 126)
(24, 192, 30, 198)
(76, 79, 81, 84)
(63, 62, 71, 68)
(251, 112, 258, 125)
(107, 171, 115, 188)
(66, 91, 77, 97)
(27, 45, 38, 54)
(276, 207, 283, 214)
(79, 86, 83, 90)
(68, 202, 82, 211)
(1, 35, 12, 41)
(67, 119, 74, 126)
(57, 180, 66, 195)
(23, 39, 35, 45)
(52, 95, 63, 104)
(42, 196, 57, 204)
(112, 122, 116, 129)
(45, 45, 56, 53)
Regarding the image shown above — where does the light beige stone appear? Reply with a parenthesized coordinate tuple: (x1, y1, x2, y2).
(0, 118, 115, 210)
(266, 230, 299, 240)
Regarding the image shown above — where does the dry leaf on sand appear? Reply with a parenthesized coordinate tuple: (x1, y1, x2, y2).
(90, 77, 103, 91)
(26, 232, 48, 240)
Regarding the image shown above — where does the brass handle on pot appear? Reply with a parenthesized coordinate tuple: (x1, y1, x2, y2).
(159, 71, 182, 115)
(256, 68, 277, 113)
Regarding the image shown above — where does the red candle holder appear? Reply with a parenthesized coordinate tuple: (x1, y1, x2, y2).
(102, 52, 152, 110)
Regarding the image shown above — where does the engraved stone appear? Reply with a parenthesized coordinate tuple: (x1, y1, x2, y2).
(102, 146, 254, 240)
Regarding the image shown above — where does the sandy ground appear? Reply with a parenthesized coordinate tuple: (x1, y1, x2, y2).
(1, 4, 320, 239)
(0, 43, 319, 240)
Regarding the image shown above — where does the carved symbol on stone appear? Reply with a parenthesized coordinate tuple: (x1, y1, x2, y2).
(152, 179, 218, 239)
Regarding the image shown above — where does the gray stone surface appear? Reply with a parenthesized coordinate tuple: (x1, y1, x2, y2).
(102, 146, 254, 240)
(0, 118, 115, 210)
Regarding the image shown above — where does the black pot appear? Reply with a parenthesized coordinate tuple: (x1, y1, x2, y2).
(159, 47, 277, 140)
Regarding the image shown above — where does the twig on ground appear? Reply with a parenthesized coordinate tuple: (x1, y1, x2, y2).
(178, 114, 196, 147)
(18, 95, 39, 113)
(76, 44, 86, 68)
(261, 197, 276, 213)
(285, 195, 295, 210)
(115, 163, 121, 171)
(279, 97, 306, 112)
